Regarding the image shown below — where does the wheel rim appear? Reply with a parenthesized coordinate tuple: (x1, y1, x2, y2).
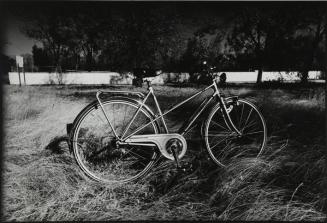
(73, 100, 158, 184)
(205, 99, 267, 167)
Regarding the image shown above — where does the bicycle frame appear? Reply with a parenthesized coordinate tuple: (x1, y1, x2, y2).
(96, 80, 242, 143)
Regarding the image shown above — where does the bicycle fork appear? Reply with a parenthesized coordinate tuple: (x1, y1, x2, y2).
(213, 83, 242, 136)
(218, 96, 242, 135)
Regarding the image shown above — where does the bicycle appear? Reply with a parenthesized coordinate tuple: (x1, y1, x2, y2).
(67, 66, 267, 184)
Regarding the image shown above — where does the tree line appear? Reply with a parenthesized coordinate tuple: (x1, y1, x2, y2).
(20, 3, 326, 83)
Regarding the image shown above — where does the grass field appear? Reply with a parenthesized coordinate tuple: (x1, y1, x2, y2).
(2, 84, 326, 221)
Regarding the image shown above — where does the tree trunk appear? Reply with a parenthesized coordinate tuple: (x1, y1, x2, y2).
(255, 47, 264, 84)
(300, 70, 309, 83)
(86, 48, 93, 72)
(256, 68, 263, 84)
(301, 20, 323, 83)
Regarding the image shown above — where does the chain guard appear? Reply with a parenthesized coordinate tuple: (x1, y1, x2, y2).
(124, 133, 187, 160)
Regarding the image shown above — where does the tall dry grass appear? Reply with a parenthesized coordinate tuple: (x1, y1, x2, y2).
(2, 85, 326, 221)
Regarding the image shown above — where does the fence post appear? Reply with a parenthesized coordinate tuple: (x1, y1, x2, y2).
(23, 65, 26, 85)
(17, 65, 21, 87)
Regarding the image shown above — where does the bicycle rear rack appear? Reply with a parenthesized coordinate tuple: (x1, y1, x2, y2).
(96, 90, 145, 98)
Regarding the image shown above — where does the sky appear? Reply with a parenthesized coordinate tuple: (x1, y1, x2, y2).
(4, 17, 40, 56)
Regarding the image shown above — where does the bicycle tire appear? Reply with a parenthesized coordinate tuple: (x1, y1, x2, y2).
(70, 97, 160, 184)
(203, 98, 267, 167)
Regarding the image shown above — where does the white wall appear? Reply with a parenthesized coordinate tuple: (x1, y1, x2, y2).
(8, 70, 323, 85)
(215, 71, 322, 83)
(9, 72, 132, 85)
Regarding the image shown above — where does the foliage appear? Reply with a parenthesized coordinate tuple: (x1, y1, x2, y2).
(18, 2, 326, 76)
(228, 6, 299, 83)
(32, 45, 52, 71)
(100, 5, 182, 72)
(21, 8, 76, 70)
(66, 6, 113, 71)
(227, 4, 326, 83)
(1, 54, 15, 72)
(292, 6, 326, 82)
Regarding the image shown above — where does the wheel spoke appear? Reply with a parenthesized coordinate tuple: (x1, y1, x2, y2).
(88, 146, 110, 159)
(123, 147, 148, 163)
(76, 137, 103, 150)
(207, 131, 234, 144)
(91, 111, 106, 125)
(210, 132, 235, 150)
(232, 105, 241, 128)
(242, 130, 263, 136)
(112, 103, 116, 134)
(211, 119, 229, 131)
(206, 132, 232, 136)
(122, 104, 129, 133)
(241, 119, 258, 132)
(238, 103, 245, 129)
(242, 107, 253, 130)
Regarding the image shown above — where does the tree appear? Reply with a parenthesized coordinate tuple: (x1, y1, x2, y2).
(0, 55, 15, 84)
(21, 53, 34, 72)
(228, 5, 301, 83)
(21, 7, 75, 72)
(295, 6, 326, 83)
(100, 4, 182, 72)
(67, 6, 113, 71)
(228, 4, 326, 83)
(32, 45, 51, 71)
(21, 4, 116, 72)
(181, 36, 209, 74)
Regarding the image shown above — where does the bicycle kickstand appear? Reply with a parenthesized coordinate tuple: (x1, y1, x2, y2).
(171, 147, 189, 172)
(171, 147, 181, 169)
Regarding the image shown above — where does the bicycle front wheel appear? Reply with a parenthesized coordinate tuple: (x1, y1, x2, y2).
(204, 99, 267, 167)
(71, 98, 160, 184)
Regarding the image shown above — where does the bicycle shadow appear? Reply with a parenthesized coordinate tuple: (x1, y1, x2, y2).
(45, 135, 71, 154)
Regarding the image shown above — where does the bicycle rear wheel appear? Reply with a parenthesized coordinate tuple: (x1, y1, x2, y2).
(204, 99, 267, 167)
(71, 98, 159, 184)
